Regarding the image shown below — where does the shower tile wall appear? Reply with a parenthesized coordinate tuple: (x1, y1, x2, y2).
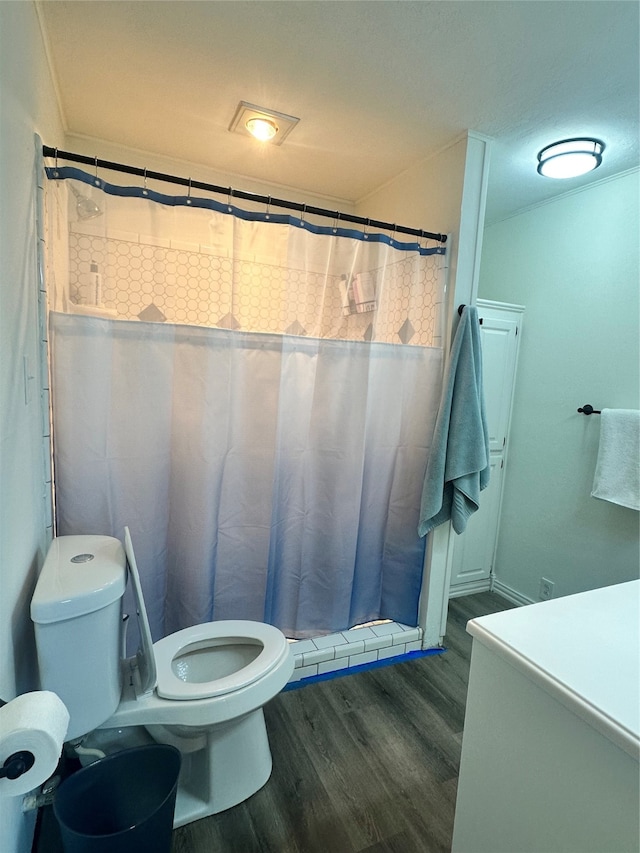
(68, 230, 444, 346)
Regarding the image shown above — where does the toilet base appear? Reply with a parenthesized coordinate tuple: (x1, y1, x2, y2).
(172, 707, 273, 826)
(89, 707, 273, 827)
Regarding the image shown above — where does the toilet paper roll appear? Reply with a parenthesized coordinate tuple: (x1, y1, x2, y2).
(0, 691, 70, 797)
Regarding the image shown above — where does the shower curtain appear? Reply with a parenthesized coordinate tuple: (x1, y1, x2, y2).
(44, 167, 447, 640)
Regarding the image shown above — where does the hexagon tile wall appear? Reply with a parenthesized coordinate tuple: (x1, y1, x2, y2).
(68, 232, 444, 347)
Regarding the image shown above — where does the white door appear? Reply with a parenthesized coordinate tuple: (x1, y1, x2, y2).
(449, 454, 504, 588)
(449, 300, 523, 593)
(477, 308, 520, 453)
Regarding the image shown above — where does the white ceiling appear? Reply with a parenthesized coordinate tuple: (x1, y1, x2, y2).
(38, 0, 639, 224)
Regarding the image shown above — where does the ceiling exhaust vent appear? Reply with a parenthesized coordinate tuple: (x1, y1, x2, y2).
(229, 101, 300, 146)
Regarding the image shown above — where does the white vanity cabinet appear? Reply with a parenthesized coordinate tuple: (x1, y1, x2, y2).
(449, 299, 523, 595)
(452, 581, 640, 853)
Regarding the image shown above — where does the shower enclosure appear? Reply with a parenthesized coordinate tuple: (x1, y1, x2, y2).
(43, 158, 448, 644)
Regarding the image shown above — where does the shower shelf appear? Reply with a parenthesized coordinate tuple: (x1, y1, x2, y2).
(343, 301, 377, 317)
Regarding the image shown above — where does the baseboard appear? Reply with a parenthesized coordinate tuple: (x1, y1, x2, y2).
(449, 579, 491, 598)
(491, 578, 536, 607)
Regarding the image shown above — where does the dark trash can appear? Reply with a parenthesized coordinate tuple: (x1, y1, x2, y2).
(53, 744, 181, 853)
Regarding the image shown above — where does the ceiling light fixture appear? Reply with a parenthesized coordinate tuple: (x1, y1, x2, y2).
(245, 117, 278, 142)
(229, 101, 299, 146)
(537, 138, 605, 179)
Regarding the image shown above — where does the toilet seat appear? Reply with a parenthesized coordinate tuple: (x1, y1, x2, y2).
(122, 527, 291, 707)
(153, 620, 289, 701)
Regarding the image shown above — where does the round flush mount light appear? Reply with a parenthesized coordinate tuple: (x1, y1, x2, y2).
(245, 117, 278, 142)
(537, 138, 605, 179)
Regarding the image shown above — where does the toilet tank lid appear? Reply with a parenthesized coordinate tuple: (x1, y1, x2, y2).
(31, 535, 126, 624)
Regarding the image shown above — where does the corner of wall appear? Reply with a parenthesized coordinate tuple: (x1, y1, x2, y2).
(0, 5, 65, 851)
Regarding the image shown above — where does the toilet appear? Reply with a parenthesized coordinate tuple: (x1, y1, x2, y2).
(30, 528, 294, 827)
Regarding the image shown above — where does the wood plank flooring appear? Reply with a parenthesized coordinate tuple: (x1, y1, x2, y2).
(33, 592, 513, 853)
(171, 592, 513, 853)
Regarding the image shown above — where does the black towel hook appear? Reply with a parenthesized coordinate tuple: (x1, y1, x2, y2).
(457, 304, 483, 324)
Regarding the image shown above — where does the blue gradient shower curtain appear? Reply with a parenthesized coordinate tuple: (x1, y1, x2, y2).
(45, 168, 446, 640)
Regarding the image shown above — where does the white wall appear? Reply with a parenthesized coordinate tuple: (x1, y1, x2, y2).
(64, 133, 357, 216)
(0, 3, 64, 850)
(357, 133, 468, 235)
(478, 171, 640, 602)
(0, 0, 64, 699)
(358, 131, 491, 330)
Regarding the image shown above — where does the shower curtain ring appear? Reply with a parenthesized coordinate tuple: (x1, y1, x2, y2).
(333, 211, 340, 234)
(94, 156, 100, 186)
(186, 177, 192, 205)
(142, 168, 148, 196)
(266, 196, 271, 220)
(300, 205, 307, 227)
(228, 188, 234, 212)
(363, 219, 370, 240)
(53, 148, 59, 177)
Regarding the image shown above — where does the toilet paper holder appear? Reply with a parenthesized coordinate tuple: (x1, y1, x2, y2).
(0, 751, 35, 781)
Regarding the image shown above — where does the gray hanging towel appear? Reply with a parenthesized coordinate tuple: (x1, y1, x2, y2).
(418, 305, 490, 536)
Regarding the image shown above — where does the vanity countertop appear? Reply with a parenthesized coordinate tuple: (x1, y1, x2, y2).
(467, 579, 640, 759)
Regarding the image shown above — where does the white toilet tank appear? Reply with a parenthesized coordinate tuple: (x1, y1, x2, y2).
(31, 535, 127, 741)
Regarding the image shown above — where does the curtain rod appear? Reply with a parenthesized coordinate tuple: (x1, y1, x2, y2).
(42, 146, 447, 245)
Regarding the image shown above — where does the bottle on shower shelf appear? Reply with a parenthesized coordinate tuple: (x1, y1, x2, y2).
(89, 260, 102, 306)
(339, 274, 351, 316)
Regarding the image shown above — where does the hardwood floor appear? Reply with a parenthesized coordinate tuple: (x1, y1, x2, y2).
(33, 592, 513, 853)
(171, 592, 513, 853)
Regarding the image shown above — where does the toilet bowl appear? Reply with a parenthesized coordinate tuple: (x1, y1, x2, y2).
(31, 529, 294, 827)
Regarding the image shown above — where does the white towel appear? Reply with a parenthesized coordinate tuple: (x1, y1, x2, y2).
(591, 409, 640, 510)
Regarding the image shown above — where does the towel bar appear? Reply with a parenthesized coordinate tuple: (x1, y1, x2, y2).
(578, 404, 601, 415)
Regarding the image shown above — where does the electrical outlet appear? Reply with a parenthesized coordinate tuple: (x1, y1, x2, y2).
(539, 577, 555, 601)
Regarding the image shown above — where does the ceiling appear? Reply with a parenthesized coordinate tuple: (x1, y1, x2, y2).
(38, 1, 639, 224)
